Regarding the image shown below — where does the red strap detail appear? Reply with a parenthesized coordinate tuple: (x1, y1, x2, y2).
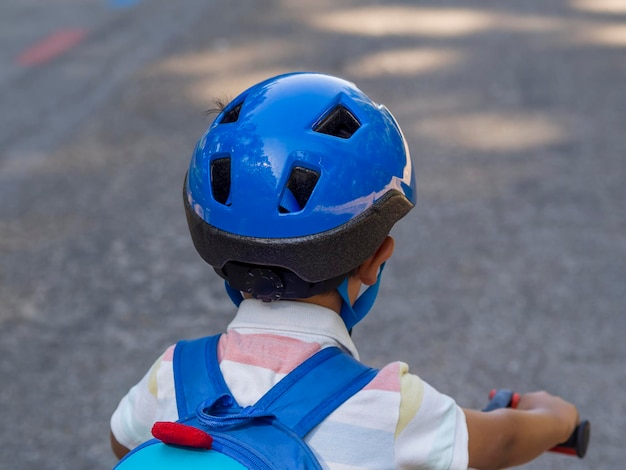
(510, 392, 521, 409)
(551, 445, 578, 456)
(151, 422, 213, 450)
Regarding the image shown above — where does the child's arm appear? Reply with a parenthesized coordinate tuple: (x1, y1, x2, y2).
(464, 391, 579, 470)
(110, 431, 130, 460)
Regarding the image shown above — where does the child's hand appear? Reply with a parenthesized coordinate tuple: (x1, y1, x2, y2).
(466, 389, 584, 468)
(516, 391, 579, 444)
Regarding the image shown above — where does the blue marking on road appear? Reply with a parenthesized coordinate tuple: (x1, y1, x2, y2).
(108, 0, 141, 8)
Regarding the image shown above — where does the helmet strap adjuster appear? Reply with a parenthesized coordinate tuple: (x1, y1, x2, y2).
(219, 261, 346, 305)
(245, 268, 285, 302)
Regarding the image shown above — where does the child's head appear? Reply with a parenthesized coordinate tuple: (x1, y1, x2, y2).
(184, 72, 416, 328)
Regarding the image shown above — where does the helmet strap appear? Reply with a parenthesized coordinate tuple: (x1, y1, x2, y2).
(337, 263, 385, 331)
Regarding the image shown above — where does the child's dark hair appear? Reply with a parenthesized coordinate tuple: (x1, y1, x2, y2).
(205, 97, 231, 117)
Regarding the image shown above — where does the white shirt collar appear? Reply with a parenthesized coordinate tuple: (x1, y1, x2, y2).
(227, 299, 360, 360)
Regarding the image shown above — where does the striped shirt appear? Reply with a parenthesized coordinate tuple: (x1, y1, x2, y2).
(111, 299, 468, 469)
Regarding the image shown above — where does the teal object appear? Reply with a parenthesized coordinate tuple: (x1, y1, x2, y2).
(116, 443, 246, 469)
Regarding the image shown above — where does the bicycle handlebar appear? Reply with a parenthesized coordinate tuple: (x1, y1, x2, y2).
(483, 389, 590, 459)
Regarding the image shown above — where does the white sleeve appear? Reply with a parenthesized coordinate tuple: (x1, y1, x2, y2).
(395, 375, 469, 470)
(110, 347, 177, 450)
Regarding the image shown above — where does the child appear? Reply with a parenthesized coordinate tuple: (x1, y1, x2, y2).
(110, 72, 579, 469)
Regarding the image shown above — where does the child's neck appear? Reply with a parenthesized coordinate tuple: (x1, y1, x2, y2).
(243, 289, 351, 315)
(293, 293, 342, 315)
(243, 277, 361, 315)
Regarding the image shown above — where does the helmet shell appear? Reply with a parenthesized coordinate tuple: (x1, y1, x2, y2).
(185, 72, 415, 284)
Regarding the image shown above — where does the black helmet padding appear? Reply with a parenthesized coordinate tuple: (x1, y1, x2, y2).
(184, 179, 413, 284)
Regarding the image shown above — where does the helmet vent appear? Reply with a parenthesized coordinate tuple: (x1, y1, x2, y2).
(314, 104, 360, 139)
(279, 166, 320, 213)
(219, 102, 242, 124)
(210, 156, 232, 205)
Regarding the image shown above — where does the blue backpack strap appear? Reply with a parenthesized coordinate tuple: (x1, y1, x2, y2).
(175, 335, 378, 437)
(255, 346, 378, 436)
(173, 334, 230, 419)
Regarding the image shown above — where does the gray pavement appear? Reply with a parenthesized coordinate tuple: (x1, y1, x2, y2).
(1, 0, 624, 468)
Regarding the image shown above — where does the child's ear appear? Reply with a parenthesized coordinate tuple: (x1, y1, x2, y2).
(358, 236, 395, 285)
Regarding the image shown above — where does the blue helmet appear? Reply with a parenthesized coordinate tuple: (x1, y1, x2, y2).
(184, 72, 415, 310)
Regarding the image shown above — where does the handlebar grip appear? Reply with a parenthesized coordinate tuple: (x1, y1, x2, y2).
(484, 389, 589, 458)
(552, 419, 590, 458)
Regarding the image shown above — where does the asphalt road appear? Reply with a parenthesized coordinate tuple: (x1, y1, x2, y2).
(1, 0, 624, 468)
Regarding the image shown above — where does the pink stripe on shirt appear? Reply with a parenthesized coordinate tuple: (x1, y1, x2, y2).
(162, 345, 175, 362)
(364, 361, 402, 392)
(218, 331, 322, 375)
